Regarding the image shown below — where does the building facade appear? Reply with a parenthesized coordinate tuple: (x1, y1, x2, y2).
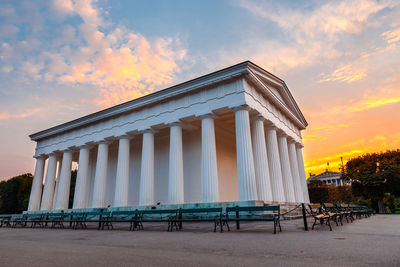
(27, 61, 310, 212)
(307, 170, 350, 186)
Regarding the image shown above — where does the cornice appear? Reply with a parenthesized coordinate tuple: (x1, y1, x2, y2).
(30, 61, 251, 141)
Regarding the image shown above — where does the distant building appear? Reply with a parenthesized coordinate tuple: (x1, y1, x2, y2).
(307, 170, 350, 186)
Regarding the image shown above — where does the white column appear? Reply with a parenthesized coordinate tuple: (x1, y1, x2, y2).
(73, 146, 91, 209)
(92, 141, 109, 208)
(251, 116, 273, 201)
(28, 156, 45, 211)
(55, 150, 73, 210)
(235, 107, 258, 201)
(266, 125, 286, 202)
(40, 153, 57, 210)
(288, 140, 304, 203)
(139, 130, 155, 206)
(114, 136, 131, 207)
(52, 160, 62, 210)
(277, 133, 296, 203)
(295, 144, 310, 203)
(201, 114, 219, 202)
(168, 124, 184, 204)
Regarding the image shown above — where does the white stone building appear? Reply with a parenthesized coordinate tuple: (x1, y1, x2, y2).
(307, 170, 350, 186)
(27, 61, 310, 212)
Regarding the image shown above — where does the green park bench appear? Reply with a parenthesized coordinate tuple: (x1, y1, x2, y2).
(137, 209, 178, 231)
(308, 204, 332, 231)
(69, 211, 111, 230)
(322, 203, 342, 226)
(44, 212, 67, 228)
(224, 205, 281, 234)
(172, 207, 223, 232)
(108, 210, 140, 231)
(0, 214, 14, 227)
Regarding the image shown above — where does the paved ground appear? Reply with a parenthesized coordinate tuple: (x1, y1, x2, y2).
(0, 215, 399, 266)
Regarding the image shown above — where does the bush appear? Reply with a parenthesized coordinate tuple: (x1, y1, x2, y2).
(308, 181, 353, 204)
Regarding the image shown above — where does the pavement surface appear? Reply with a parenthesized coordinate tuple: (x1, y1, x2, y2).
(0, 215, 399, 266)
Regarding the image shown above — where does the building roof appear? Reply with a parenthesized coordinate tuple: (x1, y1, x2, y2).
(30, 61, 308, 141)
(308, 170, 342, 182)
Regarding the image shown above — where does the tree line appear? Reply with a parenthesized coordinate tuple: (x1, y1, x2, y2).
(308, 149, 400, 213)
(0, 171, 76, 214)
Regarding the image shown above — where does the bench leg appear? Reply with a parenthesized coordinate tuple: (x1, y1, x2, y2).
(312, 218, 317, 230)
(327, 218, 332, 231)
(273, 221, 276, 234)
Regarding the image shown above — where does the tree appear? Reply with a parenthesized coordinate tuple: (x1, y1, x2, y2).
(343, 150, 400, 213)
(0, 174, 33, 214)
(308, 180, 329, 203)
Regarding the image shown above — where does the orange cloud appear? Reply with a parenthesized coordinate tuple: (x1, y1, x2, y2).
(0, 108, 44, 121)
(382, 27, 400, 44)
(351, 96, 400, 111)
(319, 63, 367, 83)
(45, 0, 186, 108)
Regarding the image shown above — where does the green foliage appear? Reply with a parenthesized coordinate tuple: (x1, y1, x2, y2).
(0, 174, 33, 214)
(343, 149, 400, 213)
(383, 193, 398, 213)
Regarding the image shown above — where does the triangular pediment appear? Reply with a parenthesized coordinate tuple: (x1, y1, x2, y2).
(246, 62, 308, 128)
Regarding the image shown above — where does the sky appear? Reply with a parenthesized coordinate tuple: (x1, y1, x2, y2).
(0, 0, 399, 180)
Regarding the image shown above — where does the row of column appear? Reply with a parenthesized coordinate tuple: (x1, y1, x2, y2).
(28, 107, 309, 211)
(235, 106, 309, 204)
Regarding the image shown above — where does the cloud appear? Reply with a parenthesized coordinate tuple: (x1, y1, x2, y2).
(319, 63, 367, 83)
(303, 124, 353, 143)
(382, 27, 400, 43)
(238, 0, 395, 73)
(0, 108, 44, 121)
(351, 96, 400, 111)
(1, 0, 186, 108)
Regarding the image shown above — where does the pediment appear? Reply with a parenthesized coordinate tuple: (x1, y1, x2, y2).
(247, 63, 308, 128)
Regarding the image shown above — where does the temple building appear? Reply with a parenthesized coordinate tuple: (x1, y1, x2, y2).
(27, 61, 310, 212)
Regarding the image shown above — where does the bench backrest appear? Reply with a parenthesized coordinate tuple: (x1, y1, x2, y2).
(226, 206, 279, 213)
(179, 208, 222, 215)
(140, 209, 178, 215)
(111, 210, 139, 216)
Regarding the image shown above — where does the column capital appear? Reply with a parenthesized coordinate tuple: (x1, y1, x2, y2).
(78, 144, 93, 150)
(117, 134, 135, 140)
(232, 105, 251, 112)
(48, 152, 57, 157)
(96, 139, 113, 145)
(141, 128, 157, 134)
(277, 131, 288, 138)
(252, 114, 265, 123)
(33, 154, 47, 159)
(167, 121, 184, 127)
(296, 143, 304, 149)
(265, 121, 277, 130)
(199, 113, 216, 120)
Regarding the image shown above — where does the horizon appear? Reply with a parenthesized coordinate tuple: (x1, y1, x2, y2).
(1, 0, 399, 180)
